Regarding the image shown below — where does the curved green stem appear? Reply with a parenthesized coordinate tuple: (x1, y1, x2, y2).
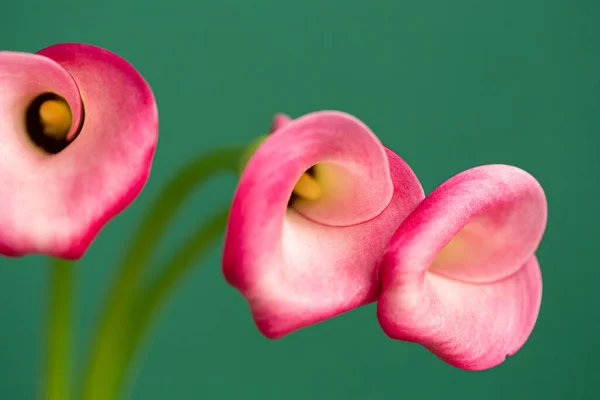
(46, 258, 73, 400)
(80, 147, 243, 400)
(115, 207, 230, 395)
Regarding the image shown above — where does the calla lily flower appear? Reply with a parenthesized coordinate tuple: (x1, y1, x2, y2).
(377, 165, 547, 370)
(223, 111, 424, 339)
(0, 43, 158, 259)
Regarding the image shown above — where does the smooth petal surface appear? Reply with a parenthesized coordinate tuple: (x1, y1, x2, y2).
(0, 43, 157, 258)
(377, 164, 547, 370)
(223, 111, 424, 338)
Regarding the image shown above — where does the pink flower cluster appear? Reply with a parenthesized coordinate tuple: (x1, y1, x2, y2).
(223, 111, 547, 371)
(0, 43, 546, 371)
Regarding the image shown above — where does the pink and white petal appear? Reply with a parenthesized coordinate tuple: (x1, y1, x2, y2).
(377, 256, 542, 370)
(223, 111, 424, 338)
(225, 110, 394, 292)
(0, 51, 84, 256)
(377, 164, 547, 370)
(0, 43, 158, 259)
(250, 149, 423, 338)
(383, 164, 547, 284)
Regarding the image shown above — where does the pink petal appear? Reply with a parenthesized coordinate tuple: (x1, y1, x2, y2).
(0, 52, 84, 145)
(0, 43, 157, 259)
(377, 164, 547, 370)
(223, 111, 424, 338)
(271, 113, 291, 132)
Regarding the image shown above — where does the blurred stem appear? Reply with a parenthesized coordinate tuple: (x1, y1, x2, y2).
(46, 258, 72, 400)
(114, 206, 230, 395)
(80, 147, 243, 400)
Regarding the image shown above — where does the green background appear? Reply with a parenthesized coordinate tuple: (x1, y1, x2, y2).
(1, 0, 598, 399)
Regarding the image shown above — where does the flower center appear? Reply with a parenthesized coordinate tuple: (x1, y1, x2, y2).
(288, 166, 324, 206)
(293, 169, 322, 200)
(39, 99, 72, 139)
(238, 136, 322, 202)
(25, 92, 82, 154)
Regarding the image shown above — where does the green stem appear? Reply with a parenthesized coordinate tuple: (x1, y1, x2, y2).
(80, 147, 242, 400)
(46, 258, 73, 400)
(115, 207, 230, 395)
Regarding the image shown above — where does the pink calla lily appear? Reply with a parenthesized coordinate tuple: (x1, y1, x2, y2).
(0, 43, 158, 259)
(223, 111, 424, 339)
(377, 165, 547, 370)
